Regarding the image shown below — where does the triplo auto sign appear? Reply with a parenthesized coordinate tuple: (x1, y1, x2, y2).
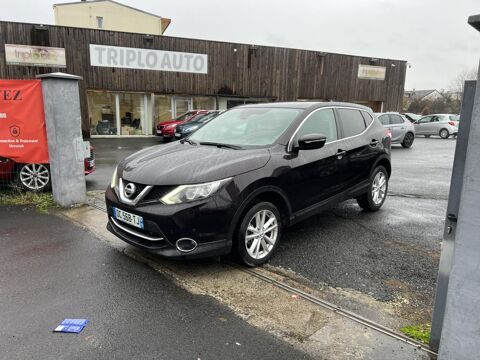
(89, 44, 208, 74)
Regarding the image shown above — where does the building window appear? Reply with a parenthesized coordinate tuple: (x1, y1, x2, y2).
(153, 95, 173, 127)
(87, 91, 117, 136)
(192, 96, 216, 110)
(118, 93, 145, 135)
(96, 16, 104, 29)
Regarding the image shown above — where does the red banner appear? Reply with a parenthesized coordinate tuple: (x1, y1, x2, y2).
(0, 80, 49, 163)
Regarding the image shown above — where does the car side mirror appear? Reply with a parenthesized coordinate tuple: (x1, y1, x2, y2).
(296, 133, 327, 151)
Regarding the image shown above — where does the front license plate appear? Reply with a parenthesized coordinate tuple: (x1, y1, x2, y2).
(113, 207, 144, 229)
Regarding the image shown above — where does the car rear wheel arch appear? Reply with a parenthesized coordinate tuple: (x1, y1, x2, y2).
(373, 156, 391, 179)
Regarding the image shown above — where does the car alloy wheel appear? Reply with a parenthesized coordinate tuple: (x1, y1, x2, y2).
(235, 201, 282, 266)
(357, 166, 388, 211)
(245, 209, 278, 260)
(401, 132, 414, 148)
(18, 163, 50, 191)
(371, 171, 387, 205)
(439, 129, 449, 139)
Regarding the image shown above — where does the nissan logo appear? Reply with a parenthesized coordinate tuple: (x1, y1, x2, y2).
(124, 183, 137, 199)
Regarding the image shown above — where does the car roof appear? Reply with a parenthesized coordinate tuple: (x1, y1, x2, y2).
(375, 112, 401, 115)
(237, 101, 372, 112)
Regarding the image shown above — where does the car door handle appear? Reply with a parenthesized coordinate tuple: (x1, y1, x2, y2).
(401, 127, 405, 130)
(336, 149, 346, 158)
(370, 139, 379, 146)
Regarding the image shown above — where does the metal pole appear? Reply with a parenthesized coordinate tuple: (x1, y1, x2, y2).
(429, 80, 476, 351)
(438, 61, 480, 358)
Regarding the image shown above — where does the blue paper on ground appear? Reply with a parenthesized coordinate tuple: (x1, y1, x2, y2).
(54, 319, 89, 333)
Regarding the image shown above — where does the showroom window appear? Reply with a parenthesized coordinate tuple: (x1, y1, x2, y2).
(193, 96, 216, 110)
(87, 91, 148, 136)
(118, 93, 145, 135)
(87, 91, 117, 136)
(153, 94, 173, 127)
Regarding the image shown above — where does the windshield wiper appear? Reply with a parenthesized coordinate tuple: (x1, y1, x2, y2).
(199, 142, 243, 150)
(181, 138, 197, 145)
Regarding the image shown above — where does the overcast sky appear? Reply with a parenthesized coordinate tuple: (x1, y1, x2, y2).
(2, 0, 479, 90)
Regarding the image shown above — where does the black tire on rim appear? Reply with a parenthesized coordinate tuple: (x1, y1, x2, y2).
(234, 201, 282, 267)
(16, 163, 51, 192)
(439, 128, 450, 139)
(357, 166, 388, 212)
(401, 132, 414, 148)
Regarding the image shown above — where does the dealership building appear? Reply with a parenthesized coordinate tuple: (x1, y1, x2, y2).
(0, 17, 407, 137)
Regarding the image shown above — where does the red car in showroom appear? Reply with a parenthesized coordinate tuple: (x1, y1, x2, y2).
(0, 147, 95, 191)
(156, 110, 211, 140)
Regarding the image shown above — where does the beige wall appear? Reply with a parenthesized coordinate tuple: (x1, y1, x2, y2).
(54, 1, 166, 35)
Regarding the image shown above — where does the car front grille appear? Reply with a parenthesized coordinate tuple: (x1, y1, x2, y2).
(142, 185, 176, 202)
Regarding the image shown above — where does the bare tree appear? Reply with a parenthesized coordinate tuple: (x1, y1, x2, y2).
(449, 68, 478, 93)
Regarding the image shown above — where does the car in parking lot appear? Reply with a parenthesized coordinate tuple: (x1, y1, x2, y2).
(414, 114, 459, 139)
(106, 102, 391, 266)
(401, 112, 422, 123)
(174, 111, 222, 139)
(376, 112, 415, 148)
(0, 145, 95, 191)
(156, 110, 210, 140)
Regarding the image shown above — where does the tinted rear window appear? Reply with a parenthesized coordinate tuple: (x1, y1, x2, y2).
(449, 115, 460, 121)
(337, 109, 366, 138)
(361, 111, 374, 126)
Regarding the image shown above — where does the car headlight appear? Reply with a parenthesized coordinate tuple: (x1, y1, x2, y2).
(160, 178, 232, 204)
(185, 125, 199, 133)
(110, 166, 118, 189)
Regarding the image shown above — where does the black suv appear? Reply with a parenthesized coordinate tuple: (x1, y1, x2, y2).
(106, 102, 391, 266)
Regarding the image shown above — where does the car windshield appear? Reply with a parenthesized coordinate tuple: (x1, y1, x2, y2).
(195, 112, 220, 124)
(189, 107, 302, 147)
(175, 112, 195, 121)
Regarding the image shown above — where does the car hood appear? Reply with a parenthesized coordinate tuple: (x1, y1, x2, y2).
(158, 120, 178, 127)
(120, 142, 271, 185)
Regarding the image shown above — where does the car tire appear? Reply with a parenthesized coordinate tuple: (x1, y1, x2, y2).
(357, 166, 388, 212)
(439, 128, 450, 139)
(234, 201, 282, 267)
(401, 132, 414, 148)
(16, 163, 51, 192)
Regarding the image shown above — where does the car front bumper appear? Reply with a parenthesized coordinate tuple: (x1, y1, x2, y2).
(105, 186, 235, 259)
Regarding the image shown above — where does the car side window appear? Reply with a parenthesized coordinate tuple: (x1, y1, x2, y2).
(337, 109, 366, 138)
(378, 114, 389, 126)
(389, 115, 404, 125)
(419, 116, 431, 124)
(295, 108, 338, 143)
(431, 116, 439, 122)
(361, 111, 374, 126)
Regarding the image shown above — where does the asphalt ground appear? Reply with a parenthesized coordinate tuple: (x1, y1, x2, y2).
(87, 136, 455, 323)
(0, 206, 309, 360)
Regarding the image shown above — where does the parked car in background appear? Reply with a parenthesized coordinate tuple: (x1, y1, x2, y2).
(156, 110, 210, 140)
(376, 113, 415, 148)
(414, 114, 459, 139)
(174, 111, 222, 139)
(106, 102, 391, 266)
(401, 113, 422, 123)
(0, 145, 95, 192)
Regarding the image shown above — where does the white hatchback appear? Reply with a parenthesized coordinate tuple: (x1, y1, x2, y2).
(414, 114, 459, 139)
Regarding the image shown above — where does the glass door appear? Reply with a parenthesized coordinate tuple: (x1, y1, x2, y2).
(172, 97, 192, 118)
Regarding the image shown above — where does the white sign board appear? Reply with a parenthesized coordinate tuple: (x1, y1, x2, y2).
(358, 64, 386, 80)
(5, 44, 66, 67)
(89, 44, 208, 74)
